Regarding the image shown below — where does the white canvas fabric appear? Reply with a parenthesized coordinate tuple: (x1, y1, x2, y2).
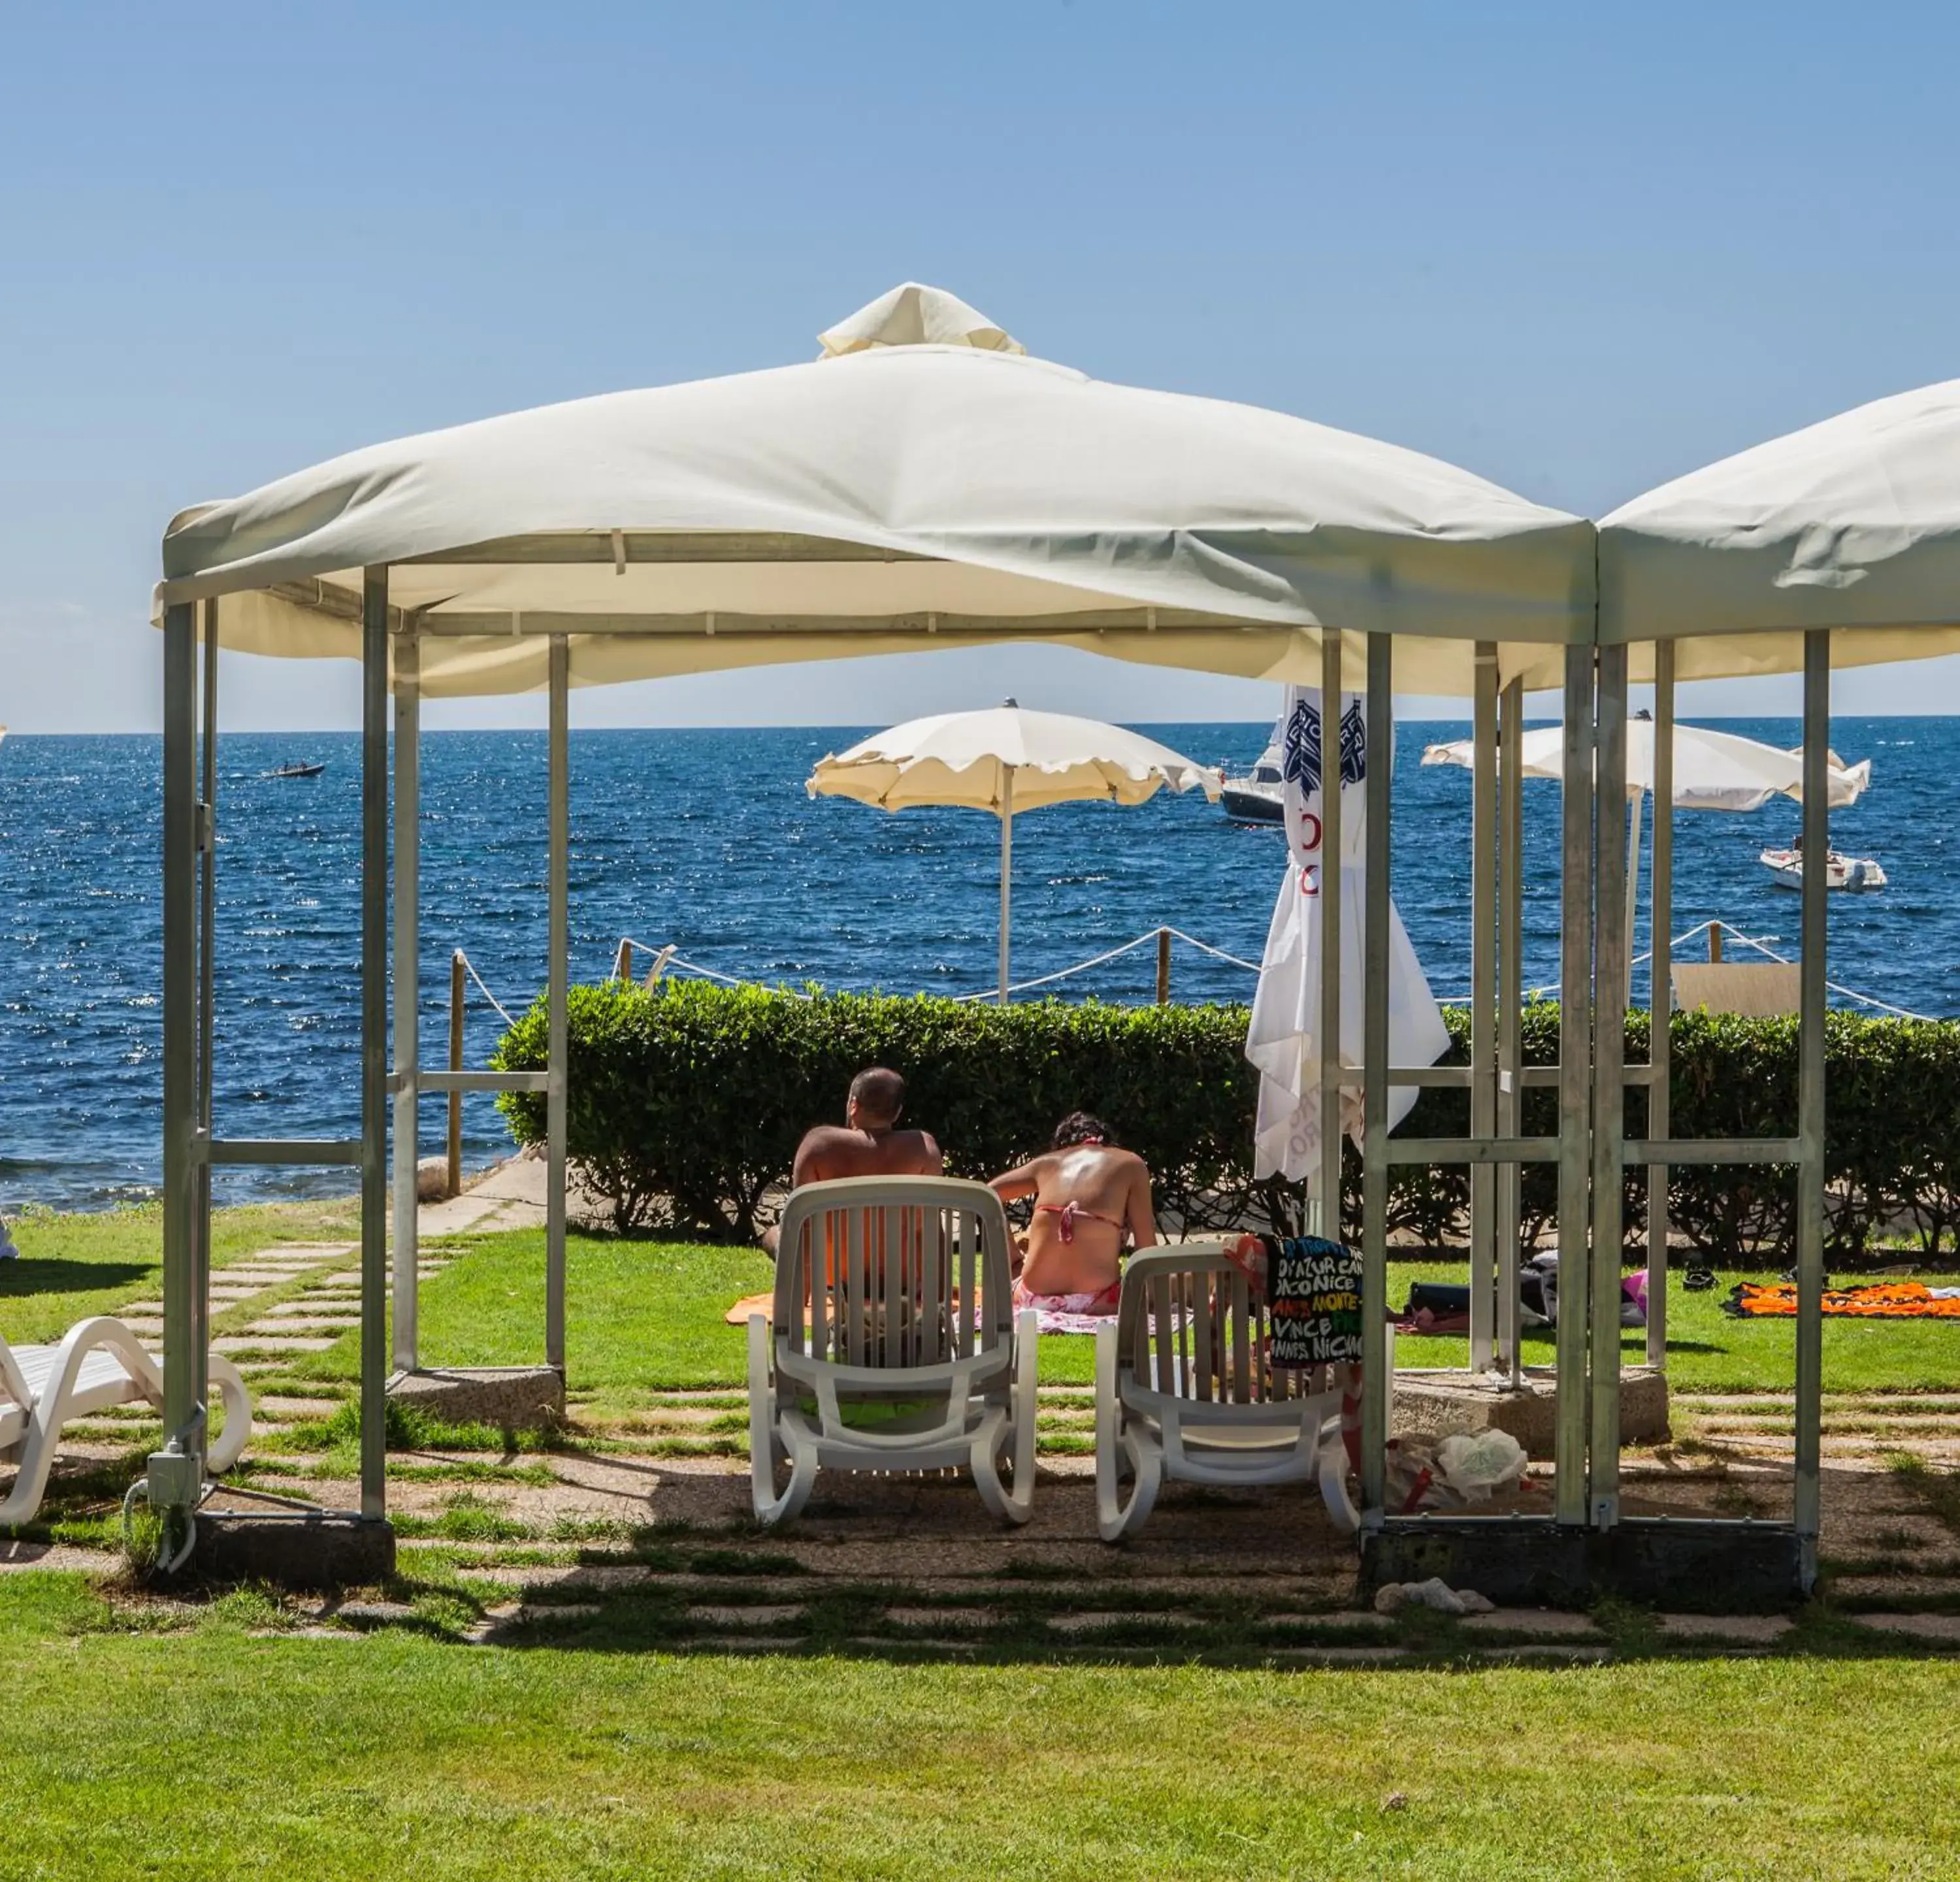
(1601, 377, 1960, 680)
(806, 705, 1220, 813)
(817, 281, 1025, 358)
(1420, 719, 1872, 812)
(1245, 687, 1449, 1183)
(152, 286, 1595, 699)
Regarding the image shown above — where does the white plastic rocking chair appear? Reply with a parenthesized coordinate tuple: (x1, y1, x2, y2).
(1, 1317, 253, 1527)
(748, 1176, 1037, 1528)
(1094, 1242, 1359, 1542)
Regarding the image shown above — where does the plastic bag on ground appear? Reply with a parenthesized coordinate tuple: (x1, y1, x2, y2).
(1374, 1577, 1496, 1616)
(1433, 1429, 1529, 1501)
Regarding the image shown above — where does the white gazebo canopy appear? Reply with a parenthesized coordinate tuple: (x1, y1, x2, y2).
(1601, 376, 1960, 674)
(155, 282, 1593, 699)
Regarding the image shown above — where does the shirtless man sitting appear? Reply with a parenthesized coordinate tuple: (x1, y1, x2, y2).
(990, 1112, 1156, 1315)
(762, 1066, 941, 1255)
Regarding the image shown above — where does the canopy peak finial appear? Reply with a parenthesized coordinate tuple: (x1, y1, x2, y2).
(819, 282, 1024, 359)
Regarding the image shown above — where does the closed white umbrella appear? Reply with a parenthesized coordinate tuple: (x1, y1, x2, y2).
(1247, 687, 1449, 1184)
(808, 702, 1220, 1002)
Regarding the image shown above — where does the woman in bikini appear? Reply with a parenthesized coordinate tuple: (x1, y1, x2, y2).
(989, 1112, 1157, 1316)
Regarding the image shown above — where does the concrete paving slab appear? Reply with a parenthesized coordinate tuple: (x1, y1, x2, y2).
(242, 1319, 357, 1336)
(688, 1604, 806, 1628)
(1659, 1613, 1795, 1642)
(213, 1336, 340, 1354)
(1461, 1609, 1605, 1637)
(1049, 1611, 1192, 1635)
(1851, 1611, 1960, 1641)
(454, 1564, 654, 1593)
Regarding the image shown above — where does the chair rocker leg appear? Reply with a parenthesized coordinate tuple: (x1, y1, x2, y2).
(206, 1356, 255, 1474)
(753, 1432, 819, 1529)
(1316, 1421, 1360, 1535)
(747, 1312, 813, 1527)
(1096, 1425, 1161, 1543)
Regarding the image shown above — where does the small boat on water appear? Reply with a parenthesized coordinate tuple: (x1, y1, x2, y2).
(1759, 842, 1887, 892)
(263, 761, 326, 780)
(1219, 740, 1284, 823)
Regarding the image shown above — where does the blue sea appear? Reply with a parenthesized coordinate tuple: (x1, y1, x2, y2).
(1, 719, 1950, 1212)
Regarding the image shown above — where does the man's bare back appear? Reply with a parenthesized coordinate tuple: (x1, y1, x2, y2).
(792, 1121, 941, 1187)
(763, 1066, 942, 1257)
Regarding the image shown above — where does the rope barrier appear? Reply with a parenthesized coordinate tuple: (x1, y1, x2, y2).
(546, 916, 1938, 1023)
(618, 936, 815, 1000)
(610, 925, 1260, 1006)
(1158, 926, 1264, 974)
(455, 949, 517, 1027)
(949, 931, 1166, 1002)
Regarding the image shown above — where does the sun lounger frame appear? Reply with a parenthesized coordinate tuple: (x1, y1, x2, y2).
(747, 1176, 1037, 1527)
(1093, 1242, 1358, 1542)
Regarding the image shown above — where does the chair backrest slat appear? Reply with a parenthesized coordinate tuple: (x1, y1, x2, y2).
(1230, 1276, 1252, 1403)
(1149, 1270, 1174, 1395)
(1192, 1267, 1214, 1402)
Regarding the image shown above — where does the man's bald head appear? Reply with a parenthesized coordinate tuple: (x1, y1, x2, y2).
(847, 1066, 906, 1128)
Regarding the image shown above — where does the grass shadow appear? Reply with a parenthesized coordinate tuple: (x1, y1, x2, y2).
(0, 1257, 151, 1300)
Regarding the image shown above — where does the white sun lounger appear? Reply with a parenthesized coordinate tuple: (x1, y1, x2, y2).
(1094, 1242, 1359, 1542)
(749, 1176, 1037, 1528)
(1, 1317, 253, 1527)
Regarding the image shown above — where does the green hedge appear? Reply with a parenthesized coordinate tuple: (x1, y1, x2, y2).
(493, 981, 1960, 1263)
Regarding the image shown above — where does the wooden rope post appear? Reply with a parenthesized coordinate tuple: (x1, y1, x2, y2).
(1709, 924, 1723, 963)
(615, 937, 633, 982)
(1156, 927, 1171, 1004)
(447, 949, 465, 1196)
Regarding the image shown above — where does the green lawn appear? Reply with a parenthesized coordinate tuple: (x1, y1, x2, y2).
(0, 1573, 1953, 1881)
(11, 1205, 1960, 1402)
(1384, 1258, 1960, 1395)
(294, 1232, 1960, 1402)
(0, 1198, 358, 1345)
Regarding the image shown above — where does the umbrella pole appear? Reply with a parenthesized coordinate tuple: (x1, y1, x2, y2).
(998, 765, 1014, 1004)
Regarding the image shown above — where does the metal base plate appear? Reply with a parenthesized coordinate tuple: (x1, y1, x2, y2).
(1359, 1516, 1805, 1611)
(188, 1511, 397, 1591)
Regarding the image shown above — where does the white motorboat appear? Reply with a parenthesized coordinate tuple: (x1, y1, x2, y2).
(1219, 739, 1285, 823)
(1759, 844, 1887, 892)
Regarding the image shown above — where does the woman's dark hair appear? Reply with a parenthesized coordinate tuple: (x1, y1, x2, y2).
(1053, 1111, 1117, 1150)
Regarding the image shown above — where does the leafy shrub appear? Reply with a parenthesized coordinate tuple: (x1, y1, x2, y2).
(494, 980, 1960, 1264)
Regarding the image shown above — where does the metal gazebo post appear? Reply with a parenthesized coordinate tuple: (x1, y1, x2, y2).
(1496, 674, 1526, 1383)
(360, 569, 390, 1517)
(1646, 641, 1674, 1366)
(1590, 645, 1630, 1527)
(148, 601, 203, 1533)
(1316, 631, 1343, 1241)
(392, 628, 421, 1372)
(1468, 644, 1499, 1372)
(546, 633, 570, 1373)
(1555, 644, 1596, 1526)
(1794, 629, 1830, 1581)
(1359, 631, 1393, 1519)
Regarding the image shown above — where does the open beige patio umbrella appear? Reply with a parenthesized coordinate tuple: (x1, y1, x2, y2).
(808, 702, 1221, 1002)
(1421, 717, 1874, 998)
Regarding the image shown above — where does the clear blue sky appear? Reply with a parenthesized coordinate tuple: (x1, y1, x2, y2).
(5, 1, 1960, 733)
